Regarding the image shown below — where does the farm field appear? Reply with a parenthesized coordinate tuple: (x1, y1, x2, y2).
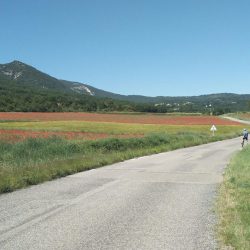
(0, 112, 242, 124)
(0, 112, 244, 142)
(0, 112, 248, 193)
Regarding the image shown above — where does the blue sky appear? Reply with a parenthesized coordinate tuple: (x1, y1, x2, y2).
(1, 0, 250, 96)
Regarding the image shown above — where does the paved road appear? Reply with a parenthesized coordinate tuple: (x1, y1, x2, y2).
(0, 138, 241, 250)
(222, 116, 250, 125)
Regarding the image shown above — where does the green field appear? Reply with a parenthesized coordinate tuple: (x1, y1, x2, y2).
(0, 120, 246, 136)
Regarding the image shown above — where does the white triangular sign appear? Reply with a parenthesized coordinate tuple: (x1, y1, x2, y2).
(210, 125, 217, 131)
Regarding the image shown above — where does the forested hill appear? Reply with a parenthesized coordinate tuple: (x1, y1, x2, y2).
(0, 60, 249, 113)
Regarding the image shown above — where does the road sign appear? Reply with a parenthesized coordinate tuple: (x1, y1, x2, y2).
(210, 125, 217, 136)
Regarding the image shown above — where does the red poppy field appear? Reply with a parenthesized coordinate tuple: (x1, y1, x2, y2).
(0, 112, 241, 125)
(0, 112, 243, 142)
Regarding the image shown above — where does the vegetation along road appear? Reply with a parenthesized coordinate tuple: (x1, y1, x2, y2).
(0, 137, 241, 250)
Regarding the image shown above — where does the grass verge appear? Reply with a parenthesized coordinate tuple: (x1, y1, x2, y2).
(217, 145, 250, 249)
(0, 132, 239, 194)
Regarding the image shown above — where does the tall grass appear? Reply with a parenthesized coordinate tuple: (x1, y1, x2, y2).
(0, 132, 237, 193)
(217, 145, 250, 249)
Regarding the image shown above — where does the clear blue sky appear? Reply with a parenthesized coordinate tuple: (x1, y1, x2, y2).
(1, 0, 250, 96)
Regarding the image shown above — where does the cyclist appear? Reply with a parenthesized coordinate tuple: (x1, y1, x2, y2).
(241, 128, 248, 147)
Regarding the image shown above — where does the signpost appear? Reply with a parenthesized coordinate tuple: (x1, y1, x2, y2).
(210, 124, 217, 136)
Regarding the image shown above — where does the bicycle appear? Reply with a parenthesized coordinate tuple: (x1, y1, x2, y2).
(241, 137, 248, 148)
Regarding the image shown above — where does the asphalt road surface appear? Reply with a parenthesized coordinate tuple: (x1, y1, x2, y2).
(222, 116, 250, 125)
(0, 138, 241, 250)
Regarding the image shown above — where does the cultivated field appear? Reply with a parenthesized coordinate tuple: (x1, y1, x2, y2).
(0, 112, 243, 142)
(0, 112, 242, 124)
(0, 112, 248, 193)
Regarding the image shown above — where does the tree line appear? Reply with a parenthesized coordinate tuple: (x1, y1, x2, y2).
(0, 79, 249, 113)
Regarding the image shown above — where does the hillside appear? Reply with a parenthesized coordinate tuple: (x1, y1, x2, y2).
(0, 60, 249, 113)
(0, 61, 138, 112)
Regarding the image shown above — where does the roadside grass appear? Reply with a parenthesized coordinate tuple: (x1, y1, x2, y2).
(0, 132, 239, 193)
(217, 145, 250, 249)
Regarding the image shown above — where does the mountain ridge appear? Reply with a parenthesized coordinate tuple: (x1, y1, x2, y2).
(0, 60, 246, 100)
(0, 60, 250, 113)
